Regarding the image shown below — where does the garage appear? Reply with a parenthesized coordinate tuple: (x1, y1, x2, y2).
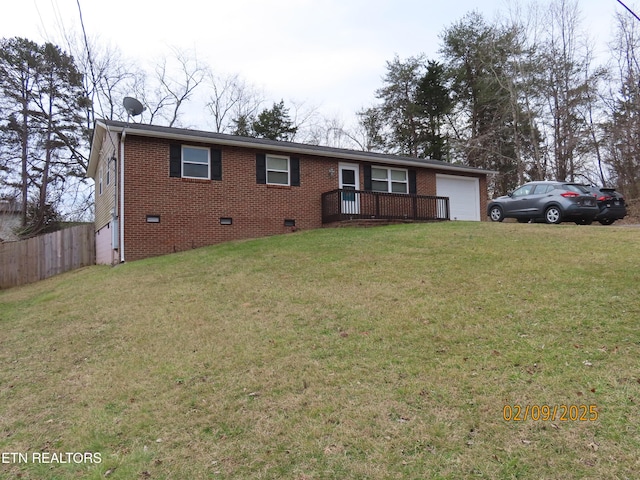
(436, 174, 481, 221)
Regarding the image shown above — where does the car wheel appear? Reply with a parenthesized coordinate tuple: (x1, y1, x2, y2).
(489, 206, 504, 222)
(598, 218, 615, 225)
(575, 219, 593, 225)
(544, 206, 562, 224)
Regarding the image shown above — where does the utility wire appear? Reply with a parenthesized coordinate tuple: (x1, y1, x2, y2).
(50, 0, 69, 43)
(76, 0, 99, 110)
(617, 0, 640, 22)
(76, 0, 110, 125)
(75, 0, 117, 160)
(33, 0, 51, 40)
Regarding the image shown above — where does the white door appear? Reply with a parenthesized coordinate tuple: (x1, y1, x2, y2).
(339, 163, 360, 215)
(436, 174, 481, 221)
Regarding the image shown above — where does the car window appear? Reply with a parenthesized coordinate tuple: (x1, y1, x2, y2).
(512, 185, 533, 197)
(532, 184, 552, 194)
(564, 184, 587, 194)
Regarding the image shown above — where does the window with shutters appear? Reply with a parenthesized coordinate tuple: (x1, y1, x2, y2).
(371, 167, 408, 194)
(266, 154, 290, 185)
(182, 146, 210, 179)
(170, 144, 222, 180)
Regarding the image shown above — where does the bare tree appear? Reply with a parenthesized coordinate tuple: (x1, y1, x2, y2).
(603, 10, 640, 197)
(137, 47, 208, 127)
(287, 99, 322, 143)
(75, 38, 139, 123)
(357, 107, 388, 152)
(503, 1, 549, 182)
(204, 73, 263, 133)
(303, 114, 362, 150)
(580, 53, 608, 186)
(538, 0, 594, 181)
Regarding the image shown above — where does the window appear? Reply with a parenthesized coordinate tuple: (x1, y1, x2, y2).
(98, 165, 103, 195)
(256, 153, 299, 186)
(565, 184, 589, 194)
(266, 155, 290, 185)
(182, 146, 210, 179)
(371, 167, 408, 194)
(512, 184, 535, 197)
(170, 145, 222, 180)
(532, 184, 554, 194)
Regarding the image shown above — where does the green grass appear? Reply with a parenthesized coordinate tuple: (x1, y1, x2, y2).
(1, 222, 639, 479)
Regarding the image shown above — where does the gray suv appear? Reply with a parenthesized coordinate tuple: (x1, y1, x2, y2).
(488, 181, 599, 224)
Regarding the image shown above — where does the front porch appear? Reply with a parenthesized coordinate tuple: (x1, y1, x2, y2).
(321, 189, 450, 224)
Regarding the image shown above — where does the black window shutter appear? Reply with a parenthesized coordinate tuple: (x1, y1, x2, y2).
(169, 144, 181, 177)
(290, 157, 300, 186)
(211, 148, 222, 180)
(409, 169, 417, 194)
(363, 164, 372, 191)
(256, 153, 266, 184)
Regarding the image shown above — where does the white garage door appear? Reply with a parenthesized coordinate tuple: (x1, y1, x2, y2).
(436, 174, 480, 221)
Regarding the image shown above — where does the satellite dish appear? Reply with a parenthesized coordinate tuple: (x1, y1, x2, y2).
(123, 97, 145, 117)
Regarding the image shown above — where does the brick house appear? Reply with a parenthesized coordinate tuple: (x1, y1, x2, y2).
(88, 119, 493, 264)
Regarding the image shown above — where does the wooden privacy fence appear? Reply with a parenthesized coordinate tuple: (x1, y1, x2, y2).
(0, 224, 95, 289)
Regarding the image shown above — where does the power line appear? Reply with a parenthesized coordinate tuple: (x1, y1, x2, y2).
(33, 0, 51, 40)
(617, 0, 640, 22)
(76, 0, 108, 121)
(50, 0, 69, 42)
(76, 0, 96, 86)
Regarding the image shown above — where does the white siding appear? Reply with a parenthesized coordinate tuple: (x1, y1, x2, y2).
(95, 222, 116, 265)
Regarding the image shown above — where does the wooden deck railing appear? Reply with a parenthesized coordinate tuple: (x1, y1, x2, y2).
(321, 189, 449, 224)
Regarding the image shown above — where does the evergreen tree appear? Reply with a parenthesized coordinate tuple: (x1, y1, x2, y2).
(355, 107, 387, 152)
(375, 55, 426, 157)
(231, 113, 253, 137)
(0, 37, 40, 226)
(252, 100, 297, 141)
(0, 37, 88, 236)
(441, 11, 532, 191)
(417, 61, 453, 160)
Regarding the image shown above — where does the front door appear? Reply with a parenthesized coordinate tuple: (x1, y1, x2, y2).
(339, 163, 360, 215)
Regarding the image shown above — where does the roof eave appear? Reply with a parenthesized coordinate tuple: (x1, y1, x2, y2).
(87, 121, 107, 179)
(90, 119, 497, 176)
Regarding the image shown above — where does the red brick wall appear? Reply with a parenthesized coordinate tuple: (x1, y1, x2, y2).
(123, 136, 339, 261)
(122, 135, 489, 261)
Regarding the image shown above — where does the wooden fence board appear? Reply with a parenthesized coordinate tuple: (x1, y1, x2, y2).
(0, 224, 95, 289)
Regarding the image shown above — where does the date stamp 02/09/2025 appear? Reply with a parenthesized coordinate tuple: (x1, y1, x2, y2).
(503, 404, 599, 422)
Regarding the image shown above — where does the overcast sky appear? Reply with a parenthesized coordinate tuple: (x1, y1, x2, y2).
(1, 0, 633, 129)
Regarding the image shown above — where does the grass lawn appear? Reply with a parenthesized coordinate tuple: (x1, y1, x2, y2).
(1, 222, 639, 479)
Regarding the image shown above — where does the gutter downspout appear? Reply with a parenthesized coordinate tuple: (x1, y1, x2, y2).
(119, 129, 126, 263)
